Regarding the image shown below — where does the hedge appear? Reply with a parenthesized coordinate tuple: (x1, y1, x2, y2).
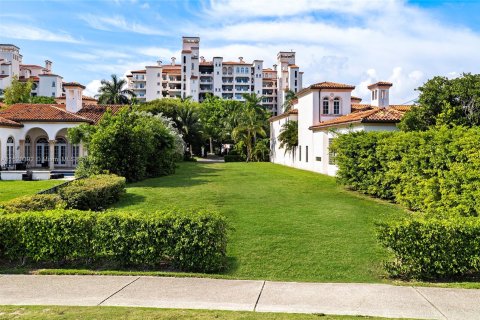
(331, 126, 480, 217)
(58, 174, 126, 211)
(0, 194, 65, 213)
(0, 209, 227, 272)
(377, 216, 480, 279)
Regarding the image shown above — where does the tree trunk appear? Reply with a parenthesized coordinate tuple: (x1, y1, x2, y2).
(209, 137, 213, 154)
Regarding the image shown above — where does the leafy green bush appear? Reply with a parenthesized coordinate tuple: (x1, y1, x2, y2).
(58, 175, 125, 211)
(332, 126, 480, 216)
(378, 216, 480, 280)
(0, 194, 65, 213)
(0, 209, 227, 272)
(224, 155, 245, 162)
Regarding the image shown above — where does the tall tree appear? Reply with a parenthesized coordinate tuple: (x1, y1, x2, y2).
(3, 75, 32, 105)
(399, 73, 480, 131)
(278, 120, 298, 154)
(97, 74, 135, 105)
(282, 89, 297, 112)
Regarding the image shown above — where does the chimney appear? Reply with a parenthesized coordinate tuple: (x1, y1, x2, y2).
(368, 81, 392, 108)
(239, 57, 244, 63)
(273, 64, 277, 71)
(45, 60, 52, 73)
(171, 57, 176, 66)
(157, 60, 162, 66)
(200, 56, 205, 63)
(64, 82, 85, 113)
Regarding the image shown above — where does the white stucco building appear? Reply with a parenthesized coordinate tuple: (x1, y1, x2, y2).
(0, 44, 64, 98)
(0, 82, 122, 178)
(127, 36, 304, 115)
(270, 81, 412, 176)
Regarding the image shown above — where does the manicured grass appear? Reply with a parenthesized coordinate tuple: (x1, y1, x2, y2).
(112, 162, 408, 283)
(0, 180, 62, 202)
(0, 306, 416, 320)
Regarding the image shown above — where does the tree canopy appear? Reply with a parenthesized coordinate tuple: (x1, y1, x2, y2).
(400, 73, 480, 131)
(97, 74, 135, 105)
(3, 76, 32, 105)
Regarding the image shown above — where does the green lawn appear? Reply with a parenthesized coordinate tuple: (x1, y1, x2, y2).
(113, 162, 407, 283)
(0, 180, 62, 202)
(0, 306, 415, 320)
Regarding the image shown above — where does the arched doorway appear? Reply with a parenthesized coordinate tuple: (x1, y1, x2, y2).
(36, 137, 49, 167)
(54, 137, 67, 166)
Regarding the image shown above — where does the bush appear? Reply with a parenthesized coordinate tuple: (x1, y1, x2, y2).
(0, 194, 65, 213)
(377, 216, 480, 280)
(224, 155, 245, 162)
(58, 174, 126, 211)
(0, 209, 227, 272)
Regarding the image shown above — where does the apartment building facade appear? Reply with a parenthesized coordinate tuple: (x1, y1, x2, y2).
(127, 36, 304, 115)
(0, 44, 63, 98)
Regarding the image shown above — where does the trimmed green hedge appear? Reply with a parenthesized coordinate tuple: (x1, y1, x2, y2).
(58, 174, 126, 211)
(378, 216, 480, 279)
(0, 209, 227, 272)
(224, 155, 245, 162)
(331, 126, 480, 216)
(0, 194, 65, 213)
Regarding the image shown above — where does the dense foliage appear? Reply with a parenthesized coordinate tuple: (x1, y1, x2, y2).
(378, 216, 480, 279)
(3, 76, 32, 105)
(58, 175, 126, 211)
(69, 109, 183, 182)
(332, 126, 480, 279)
(0, 209, 228, 272)
(1, 194, 65, 213)
(29, 96, 57, 104)
(97, 74, 135, 105)
(400, 73, 480, 131)
(278, 120, 298, 154)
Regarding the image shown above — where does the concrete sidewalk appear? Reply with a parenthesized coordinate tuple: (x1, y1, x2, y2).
(0, 275, 479, 320)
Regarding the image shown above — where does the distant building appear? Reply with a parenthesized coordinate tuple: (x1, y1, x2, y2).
(270, 81, 413, 176)
(127, 36, 304, 115)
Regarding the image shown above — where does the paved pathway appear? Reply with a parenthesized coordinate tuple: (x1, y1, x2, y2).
(0, 275, 479, 319)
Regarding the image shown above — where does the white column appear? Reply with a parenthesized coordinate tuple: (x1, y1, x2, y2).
(49, 140, 55, 170)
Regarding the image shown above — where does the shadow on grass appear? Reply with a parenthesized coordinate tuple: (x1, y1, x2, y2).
(128, 162, 222, 189)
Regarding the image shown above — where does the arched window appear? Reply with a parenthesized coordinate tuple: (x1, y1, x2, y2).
(236, 67, 240, 73)
(222, 67, 227, 75)
(36, 138, 49, 166)
(25, 136, 31, 161)
(6, 136, 14, 165)
(322, 97, 329, 115)
(333, 97, 341, 114)
(54, 137, 67, 165)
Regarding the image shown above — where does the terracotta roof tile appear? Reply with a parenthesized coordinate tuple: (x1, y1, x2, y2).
(351, 103, 373, 112)
(288, 64, 299, 68)
(309, 106, 411, 130)
(20, 64, 43, 69)
(311, 81, 355, 90)
(351, 96, 362, 103)
(63, 82, 86, 89)
(130, 70, 146, 74)
(0, 104, 93, 123)
(76, 105, 125, 124)
(0, 116, 23, 127)
(367, 81, 393, 89)
(268, 109, 299, 122)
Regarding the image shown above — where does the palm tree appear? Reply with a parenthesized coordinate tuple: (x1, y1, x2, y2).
(97, 74, 135, 105)
(283, 89, 297, 112)
(278, 120, 298, 154)
(176, 104, 201, 155)
(232, 107, 266, 162)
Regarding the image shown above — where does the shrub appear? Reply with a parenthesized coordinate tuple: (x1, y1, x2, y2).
(0, 209, 227, 272)
(377, 216, 480, 280)
(224, 155, 245, 162)
(0, 194, 65, 213)
(58, 174, 126, 211)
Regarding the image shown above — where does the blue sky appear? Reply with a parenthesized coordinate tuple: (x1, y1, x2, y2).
(1, 0, 479, 102)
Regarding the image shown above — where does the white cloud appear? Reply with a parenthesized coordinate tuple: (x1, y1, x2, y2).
(0, 24, 81, 43)
(140, 2, 150, 9)
(84, 79, 102, 97)
(79, 14, 165, 35)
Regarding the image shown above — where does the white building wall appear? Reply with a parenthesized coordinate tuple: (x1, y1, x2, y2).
(145, 66, 162, 101)
(252, 60, 263, 96)
(37, 75, 62, 97)
(213, 57, 223, 97)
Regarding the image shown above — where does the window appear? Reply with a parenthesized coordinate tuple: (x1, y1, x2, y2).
(157, 82, 160, 86)
(328, 138, 337, 165)
(295, 70, 298, 77)
(51, 81, 55, 87)
(299, 145, 302, 161)
(236, 67, 240, 73)
(192, 63, 194, 69)
(306, 146, 309, 162)
(72, 145, 80, 166)
(25, 136, 31, 161)
(372, 91, 375, 100)
(157, 73, 160, 77)
(322, 97, 329, 115)
(381, 90, 386, 99)
(333, 97, 340, 114)
(295, 80, 297, 86)
(183, 66, 186, 72)
(6, 136, 14, 165)
(183, 56, 186, 63)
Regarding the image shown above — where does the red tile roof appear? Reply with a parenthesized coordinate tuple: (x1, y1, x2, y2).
(0, 104, 93, 123)
(351, 103, 373, 112)
(367, 81, 393, 89)
(222, 61, 252, 65)
(351, 96, 362, 103)
(130, 70, 146, 74)
(0, 116, 23, 127)
(268, 109, 299, 122)
(309, 106, 411, 130)
(76, 105, 125, 124)
(20, 64, 43, 69)
(63, 82, 86, 89)
(297, 81, 355, 98)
